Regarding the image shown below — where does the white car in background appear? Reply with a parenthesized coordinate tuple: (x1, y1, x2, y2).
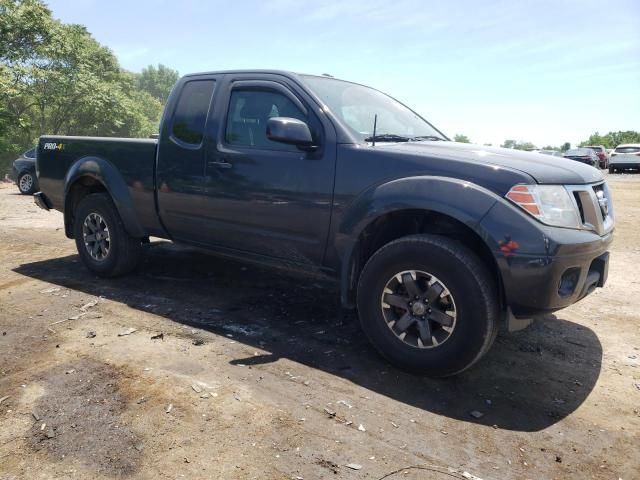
(609, 144, 640, 173)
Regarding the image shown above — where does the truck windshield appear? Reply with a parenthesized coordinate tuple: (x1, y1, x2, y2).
(302, 75, 446, 143)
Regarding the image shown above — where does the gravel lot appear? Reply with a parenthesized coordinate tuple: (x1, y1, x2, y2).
(0, 173, 639, 480)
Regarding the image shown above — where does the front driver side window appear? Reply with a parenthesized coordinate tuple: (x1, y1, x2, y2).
(225, 89, 306, 150)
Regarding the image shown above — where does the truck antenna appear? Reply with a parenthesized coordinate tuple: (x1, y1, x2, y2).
(372, 114, 378, 147)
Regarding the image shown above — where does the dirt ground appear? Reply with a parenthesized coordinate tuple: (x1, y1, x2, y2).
(0, 174, 638, 480)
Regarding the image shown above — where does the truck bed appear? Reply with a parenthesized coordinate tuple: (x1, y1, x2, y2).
(37, 135, 164, 237)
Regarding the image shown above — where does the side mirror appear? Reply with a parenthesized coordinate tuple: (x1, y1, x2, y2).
(266, 117, 314, 149)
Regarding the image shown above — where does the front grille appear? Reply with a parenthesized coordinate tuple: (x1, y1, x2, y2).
(567, 182, 614, 236)
(572, 191, 585, 223)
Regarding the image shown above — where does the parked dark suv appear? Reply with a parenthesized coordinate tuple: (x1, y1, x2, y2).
(10, 147, 38, 194)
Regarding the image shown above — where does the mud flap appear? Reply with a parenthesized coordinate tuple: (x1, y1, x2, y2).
(505, 307, 534, 332)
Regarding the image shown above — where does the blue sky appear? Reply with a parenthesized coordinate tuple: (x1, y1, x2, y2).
(46, 0, 639, 147)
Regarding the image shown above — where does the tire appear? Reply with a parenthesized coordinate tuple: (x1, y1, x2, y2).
(608, 166, 615, 174)
(17, 172, 37, 195)
(356, 234, 499, 377)
(73, 193, 142, 277)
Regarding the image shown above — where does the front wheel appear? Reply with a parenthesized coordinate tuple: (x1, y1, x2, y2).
(356, 234, 499, 377)
(73, 193, 142, 277)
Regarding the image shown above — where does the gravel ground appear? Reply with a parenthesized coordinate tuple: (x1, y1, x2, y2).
(0, 173, 639, 480)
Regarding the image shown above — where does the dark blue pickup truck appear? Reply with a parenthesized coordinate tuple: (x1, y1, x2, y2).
(34, 70, 614, 376)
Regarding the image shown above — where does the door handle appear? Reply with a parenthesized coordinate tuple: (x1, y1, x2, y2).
(208, 159, 232, 169)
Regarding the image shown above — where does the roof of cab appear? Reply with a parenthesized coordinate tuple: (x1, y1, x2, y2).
(181, 70, 344, 82)
(183, 69, 300, 78)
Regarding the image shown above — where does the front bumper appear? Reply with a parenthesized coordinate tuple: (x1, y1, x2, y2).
(481, 197, 613, 318)
(501, 244, 610, 316)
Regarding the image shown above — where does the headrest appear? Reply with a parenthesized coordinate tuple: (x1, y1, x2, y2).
(239, 95, 274, 119)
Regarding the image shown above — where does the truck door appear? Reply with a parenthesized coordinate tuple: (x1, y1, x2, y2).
(156, 76, 217, 243)
(201, 76, 336, 266)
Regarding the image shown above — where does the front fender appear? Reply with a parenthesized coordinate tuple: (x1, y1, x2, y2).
(340, 176, 503, 236)
(336, 176, 503, 304)
(64, 156, 145, 238)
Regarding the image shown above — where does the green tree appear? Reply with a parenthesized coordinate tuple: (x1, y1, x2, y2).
(135, 64, 179, 103)
(579, 131, 607, 147)
(580, 131, 640, 149)
(0, 0, 166, 174)
(0, 0, 52, 61)
(541, 144, 569, 152)
(610, 131, 640, 146)
(501, 139, 537, 150)
(0, 0, 53, 167)
(453, 133, 470, 143)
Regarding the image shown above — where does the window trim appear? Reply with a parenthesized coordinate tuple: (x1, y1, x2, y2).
(229, 80, 308, 115)
(170, 79, 216, 148)
(222, 81, 316, 153)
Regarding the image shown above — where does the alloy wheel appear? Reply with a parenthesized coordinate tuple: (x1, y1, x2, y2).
(19, 173, 33, 193)
(380, 270, 457, 348)
(82, 212, 111, 261)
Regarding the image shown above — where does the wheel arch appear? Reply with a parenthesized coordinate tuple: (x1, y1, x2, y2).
(63, 157, 145, 239)
(337, 176, 505, 308)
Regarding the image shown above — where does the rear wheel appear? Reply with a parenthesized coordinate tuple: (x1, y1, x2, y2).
(609, 166, 615, 174)
(17, 172, 36, 195)
(356, 234, 499, 377)
(73, 193, 142, 277)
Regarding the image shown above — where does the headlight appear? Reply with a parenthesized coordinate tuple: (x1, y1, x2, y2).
(505, 184, 581, 228)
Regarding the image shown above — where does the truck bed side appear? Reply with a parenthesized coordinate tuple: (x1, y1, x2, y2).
(37, 135, 165, 238)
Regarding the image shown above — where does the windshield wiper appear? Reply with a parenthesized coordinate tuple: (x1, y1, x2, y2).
(365, 134, 446, 143)
(409, 135, 446, 141)
(364, 133, 411, 143)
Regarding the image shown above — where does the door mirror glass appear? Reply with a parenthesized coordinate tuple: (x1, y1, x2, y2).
(266, 117, 313, 148)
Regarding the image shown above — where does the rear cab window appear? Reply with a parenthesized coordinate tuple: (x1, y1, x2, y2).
(172, 80, 216, 145)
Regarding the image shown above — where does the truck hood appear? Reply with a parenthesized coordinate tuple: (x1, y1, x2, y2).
(378, 141, 604, 185)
